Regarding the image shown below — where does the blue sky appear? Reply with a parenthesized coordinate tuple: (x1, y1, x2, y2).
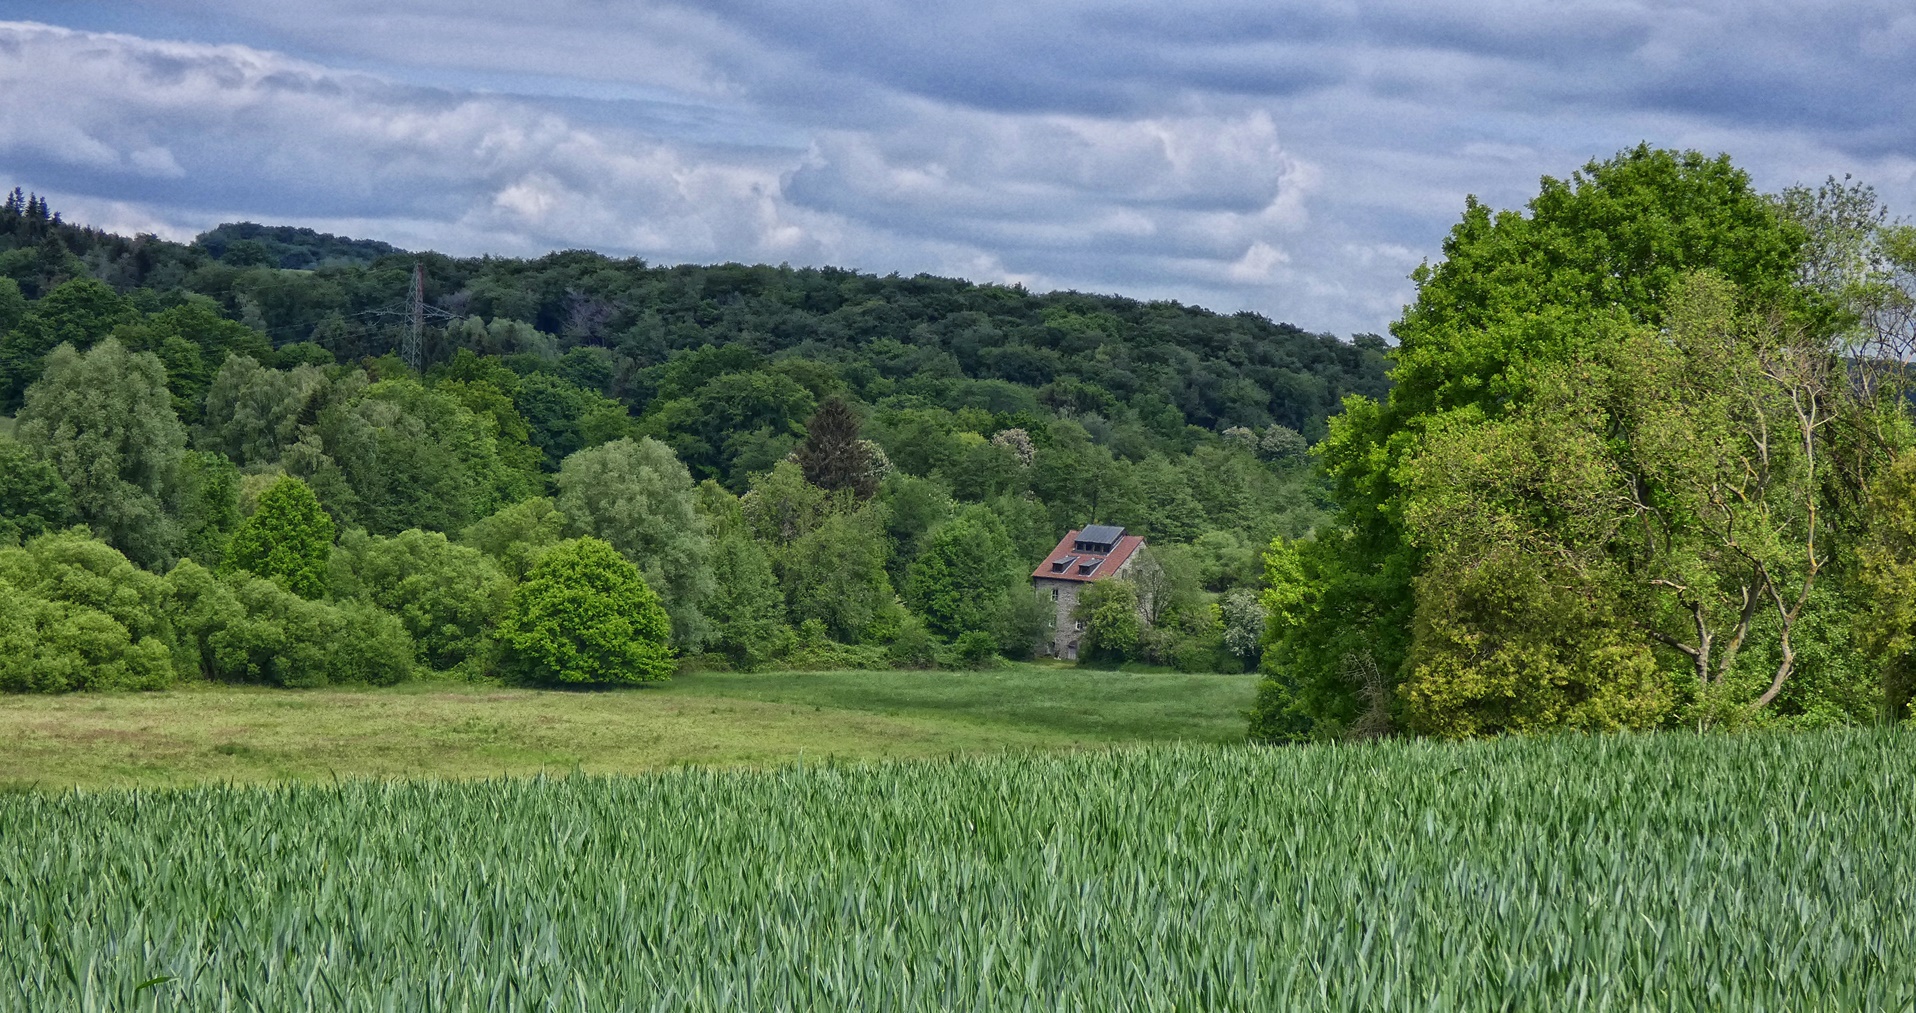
(2, 2, 1912, 335)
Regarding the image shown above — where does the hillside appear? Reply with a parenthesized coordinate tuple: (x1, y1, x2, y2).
(0, 186, 1376, 684)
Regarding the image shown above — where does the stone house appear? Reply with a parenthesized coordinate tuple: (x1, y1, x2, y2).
(1030, 524, 1151, 660)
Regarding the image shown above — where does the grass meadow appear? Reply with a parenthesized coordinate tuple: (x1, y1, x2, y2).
(0, 665, 1258, 789)
(2, 729, 1909, 1010)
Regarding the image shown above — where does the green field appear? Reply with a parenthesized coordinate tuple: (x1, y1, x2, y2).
(0, 666, 1257, 789)
(2, 730, 1908, 1010)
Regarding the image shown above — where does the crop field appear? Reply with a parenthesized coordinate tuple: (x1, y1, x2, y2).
(4, 729, 1910, 1010)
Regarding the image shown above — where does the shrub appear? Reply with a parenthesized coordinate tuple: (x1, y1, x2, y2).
(333, 529, 511, 674)
(168, 561, 414, 687)
(496, 537, 674, 686)
(0, 577, 173, 692)
(886, 616, 938, 669)
(1075, 580, 1142, 664)
(953, 630, 1001, 669)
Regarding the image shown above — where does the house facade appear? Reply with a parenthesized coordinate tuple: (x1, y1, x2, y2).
(1030, 524, 1149, 660)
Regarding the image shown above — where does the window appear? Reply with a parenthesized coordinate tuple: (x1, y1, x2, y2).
(1050, 588, 1059, 601)
(1074, 620, 1085, 632)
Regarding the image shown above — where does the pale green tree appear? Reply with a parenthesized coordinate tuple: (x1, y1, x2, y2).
(555, 437, 714, 650)
(16, 340, 186, 568)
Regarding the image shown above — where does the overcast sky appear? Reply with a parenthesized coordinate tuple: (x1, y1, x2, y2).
(2, 3, 1911, 335)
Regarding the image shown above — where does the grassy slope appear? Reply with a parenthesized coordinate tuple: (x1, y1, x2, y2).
(0, 665, 1257, 789)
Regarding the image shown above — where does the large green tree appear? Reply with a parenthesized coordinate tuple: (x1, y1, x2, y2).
(904, 505, 1022, 638)
(0, 278, 136, 410)
(16, 339, 187, 568)
(496, 536, 674, 685)
(0, 431, 75, 544)
(555, 437, 714, 650)
(225, 475, 335, 599)
(333, 528, 512, 673)
(1255, 146, 1821, 741)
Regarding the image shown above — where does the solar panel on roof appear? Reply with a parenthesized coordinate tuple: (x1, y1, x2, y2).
(1079, 525, 1125, 546)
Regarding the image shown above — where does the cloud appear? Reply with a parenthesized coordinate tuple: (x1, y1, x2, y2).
(1, 3, 1914, 336)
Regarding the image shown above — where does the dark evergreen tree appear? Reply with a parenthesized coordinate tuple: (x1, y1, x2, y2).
(796, 398, 875, 499)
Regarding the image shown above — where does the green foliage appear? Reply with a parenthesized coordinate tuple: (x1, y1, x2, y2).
(1396, 274, 1876, 732)
(175, 450, 241, 567)
(1402, 545, 1675, 738)
(1075, 580, 1142, 664)
(556, 437, 714, 651)
(1263, 146, 1820, 738)
(496, 537, 674, 686)
(167, 560, 413, 687)
(1854, 452, 1916, 720)
(12, 733, 1911, 1007)
(0, 278, 137, 410)
(458, 496, 568, 580)
(0, 530, 176, 692)
(781, 504, 896, 643)
(197, 355, 342, 468)
(311, 377, 538, 534)
(989, 589, 1055, 660)
(1219, 589, 1265, 665)
(886, 614, 939, 668)
(797, 397, 875, 498)
(951, 630, 1001, 668)
(333, 529, 511, 674)
(225, 476, 334, 599)
(513, 371, 632, 471)
(0, 431, 75, 544)
(16, 339, 186, 568)
(904, 505, 1022, 638)
(703, 532, 789, 670)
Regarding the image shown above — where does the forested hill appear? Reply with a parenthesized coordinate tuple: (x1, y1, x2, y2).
(0, 185, 1385, 682)
(191, 222, 401, 271)
(0, 189, 1388, 452)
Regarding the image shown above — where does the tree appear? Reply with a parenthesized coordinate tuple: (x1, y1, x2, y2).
(796, 398, 874, 498)
(311, 377, 537, 535)
(1219, 589, 1267, 665)
(1259, 146, 1819, 739)
(175, 450, 241, 568)
(0, 529, 177, 691)
(1074, 579, 1142, 664)
(167, 561, 413, 687)
(198, 356, 344, 468)
(904, 505, 1022, 637)
(0, 278, 135, 410)
(459, 496, 568, 580)
(782, 504, 896, 643)
(496, 537, 674, 685)
(1397, 273, 1875, 733)
(555, 437, 714, 651)
(16, 339, 186, 568)
(704, 532, 790, 669)
(332, 529, 512, 674)
(0, 432, 75, 545)
(225, 476, 334, 599)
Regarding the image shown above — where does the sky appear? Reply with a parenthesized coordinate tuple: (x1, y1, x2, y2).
(1, 2, 1912, 336)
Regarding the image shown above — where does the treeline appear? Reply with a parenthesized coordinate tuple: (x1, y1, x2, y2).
(1254, 145, 1916, 738)
(0, 189, 1376, 689)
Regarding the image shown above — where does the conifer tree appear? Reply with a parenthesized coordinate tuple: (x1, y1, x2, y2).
(796, 398, 874, 499)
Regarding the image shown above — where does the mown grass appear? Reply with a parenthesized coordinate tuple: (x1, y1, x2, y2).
(1, 729, 1908, 1010)
(0, 665, 1257, 789)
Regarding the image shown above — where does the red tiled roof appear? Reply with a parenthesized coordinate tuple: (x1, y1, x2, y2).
(1031, 529, 1146, 582)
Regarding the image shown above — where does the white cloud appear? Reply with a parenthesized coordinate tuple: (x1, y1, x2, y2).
(3, 2, 1915, 336)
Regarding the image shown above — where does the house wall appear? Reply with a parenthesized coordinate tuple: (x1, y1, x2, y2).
(1033, 577, 1084, 659)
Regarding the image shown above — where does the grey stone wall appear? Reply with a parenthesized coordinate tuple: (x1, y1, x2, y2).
(1033, 577, 1084, 658)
